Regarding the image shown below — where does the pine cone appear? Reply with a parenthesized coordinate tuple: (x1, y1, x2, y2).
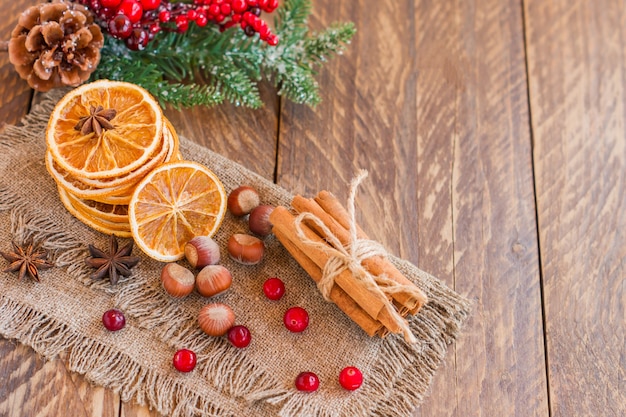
(8, 1, 104, 92)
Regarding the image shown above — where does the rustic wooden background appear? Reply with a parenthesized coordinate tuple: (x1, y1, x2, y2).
(1, 0, 624, 416)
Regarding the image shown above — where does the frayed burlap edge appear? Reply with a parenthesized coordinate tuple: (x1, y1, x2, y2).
(269, 262, 471, 417)
(0, 91, 472, 417)
(0, 201, 288, 416)
(0, 296, 238, 417)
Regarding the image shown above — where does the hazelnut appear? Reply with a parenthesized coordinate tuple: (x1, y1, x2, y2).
(185, 236, 220, 269)
(249, 204, 274, 237)
(227, 233, 264, 265)
(196, 265, 232, 297)
(227, 185, 260, 216)
(161, 263, 195, 298)
(198, 303, 235, 336)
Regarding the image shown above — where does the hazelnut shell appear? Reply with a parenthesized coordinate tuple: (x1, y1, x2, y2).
(196, 265, 232, 297)
(227, 233, 264, 265)
(161, 263, 195, 298)
(198, 303, 235, 336)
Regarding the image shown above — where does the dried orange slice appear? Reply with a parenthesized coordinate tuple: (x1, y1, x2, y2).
(128, 161, 226, 261)
(46, 80, 163, 180)
(75, 125, 170, 189)
(164, 118, 180, 161)
(88, 194, 132, 206)
(46, 151, 137, 200)
(63, 189, 129, 224)
(58, 187, 132, 237)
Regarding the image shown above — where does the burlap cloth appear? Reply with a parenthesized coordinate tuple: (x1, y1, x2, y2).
(0, 91, 471, 417)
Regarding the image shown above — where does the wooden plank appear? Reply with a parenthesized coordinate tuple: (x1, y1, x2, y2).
(0, 343, 118, 417)
(278, 0, 549, 416)
(415, 1, 549, 413)
(524, 1, 626, 415)
(163, 82, 279, 181)
(0, 0, 37, 130)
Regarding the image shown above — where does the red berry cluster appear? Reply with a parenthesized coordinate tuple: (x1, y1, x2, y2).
(80, 0, 279, 51)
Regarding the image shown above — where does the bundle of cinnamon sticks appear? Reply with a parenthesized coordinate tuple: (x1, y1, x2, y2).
(269, 190, 428, 342)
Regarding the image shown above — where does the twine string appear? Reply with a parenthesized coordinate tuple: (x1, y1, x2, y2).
(294, 170, 417, 343)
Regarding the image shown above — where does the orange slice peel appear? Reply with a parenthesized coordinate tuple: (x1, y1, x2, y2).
(128, 161, 227, 261)
(46, 80, 163, 180)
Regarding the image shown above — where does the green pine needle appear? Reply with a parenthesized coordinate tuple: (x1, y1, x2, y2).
(91, 0, 354, 108)
(305, 22, 356, 65)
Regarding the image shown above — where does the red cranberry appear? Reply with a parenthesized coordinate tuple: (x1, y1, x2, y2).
(149, 23, 161, 34)
(220, 3, 231, 14)
(102, 309, 126, 331)
(242, 11, 254, 23)
(175, 15, 189, 32)
(295, 371, 319, 392)
(232, 0, 246, 13)
(252, 17, 264, 31)
(263, 277, 285, 300)
(125, 28, 150, 50)
(187, 9, 198, 21)
(117, 0, 144, 23)
(108, 14, 133, 39)
(140, 0, 161, 10)
(284, 306, 309, 332)
(101, 0, 122, 8)
(243, 24, 255, 36)
(90, 0, 102, 11)
(158, 9, 171, 22)
(266, 0, 278, 11)
(267, 34, 279, 46)
(208, 4, 220, 16)
(196, 13, 208, 26)
(338, 366, 363, 390)
(258, 23, 270, 39)
(227, 325, 251, 348)
(173, 349, 197, 372)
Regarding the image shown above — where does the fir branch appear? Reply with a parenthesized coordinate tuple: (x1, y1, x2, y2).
(276, 64, 321, 105)
(92, 50, 224, 108)
(209, 58, 263, 108)
(304, 22, 356, 65)
(93, 0, 355, 108)
(276, 0, 312, 38)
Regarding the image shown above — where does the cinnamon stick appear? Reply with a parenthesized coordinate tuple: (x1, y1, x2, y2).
(297, 194, 428, 314)
(273, 228, 384, 337)
(293, 195, 415, 313)
(270, 206, 403, 334)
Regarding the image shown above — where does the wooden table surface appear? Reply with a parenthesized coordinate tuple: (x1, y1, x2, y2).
(1, 1, 624, 416)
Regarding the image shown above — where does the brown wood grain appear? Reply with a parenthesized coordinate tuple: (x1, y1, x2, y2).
(163, 81, 279, 181)
(0, 343, 118, 417)
(5, 0, 624, 415)
(278, 0, 549, 416)
(0, 0, 38, 131)
(524, 0, 626, 415)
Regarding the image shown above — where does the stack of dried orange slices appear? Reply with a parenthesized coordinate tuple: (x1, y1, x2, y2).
(45, 80, 227, 261)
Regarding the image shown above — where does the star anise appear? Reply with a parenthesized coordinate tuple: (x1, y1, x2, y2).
(0, 241, 54, 282)
(74, 105, 117, 136)
(85, 235, 140, 285)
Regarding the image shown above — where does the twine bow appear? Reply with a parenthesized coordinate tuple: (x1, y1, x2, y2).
(294, 170, 418, 344)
